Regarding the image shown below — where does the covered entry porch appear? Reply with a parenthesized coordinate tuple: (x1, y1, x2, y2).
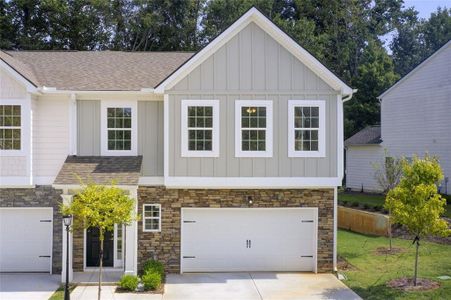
(53, 156, 143, 283)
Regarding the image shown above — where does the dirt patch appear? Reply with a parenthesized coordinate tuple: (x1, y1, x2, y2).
(337, 256, 356, 271)
(387, 277, 440, 291)
(374, 246, 405, 255)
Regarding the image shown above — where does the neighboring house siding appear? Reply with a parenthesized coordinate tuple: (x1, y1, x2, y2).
(77, 100, 101, 156)
(345, 146, 384, 192)
(33, 95, 70, 178)
(167, 22, 339, 178)
(138, 101, 164, 176)
(0, 69, 27, 99)
(381, 43, 451, 194)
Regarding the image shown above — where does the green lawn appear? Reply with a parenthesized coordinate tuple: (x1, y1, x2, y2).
(338, 229, 451, 300)
(48, 285, 76, 300)
(338, 192, 451, 218)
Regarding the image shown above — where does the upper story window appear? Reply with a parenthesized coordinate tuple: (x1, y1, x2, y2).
(101, 101, 137, 156)
(0, 105, 21, 150)
(288, 100, 325, 157)
(235, 100, 273, 157)
(181, 100, 219, 157)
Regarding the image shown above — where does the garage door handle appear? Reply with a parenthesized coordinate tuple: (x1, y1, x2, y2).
(40, 220, 52, 222)
(301, 220, 313, 223)
(301, 255, 313, 258)
(246, 239, 252, 248)
(39, 256, 51, 258)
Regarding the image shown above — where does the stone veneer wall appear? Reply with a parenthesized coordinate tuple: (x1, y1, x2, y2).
(0, 186, 63, 274)
(138, 187, 334, 273)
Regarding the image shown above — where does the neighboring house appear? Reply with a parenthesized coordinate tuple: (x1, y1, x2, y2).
(345, 40, 451, 194)
(0, 8, 355, 281)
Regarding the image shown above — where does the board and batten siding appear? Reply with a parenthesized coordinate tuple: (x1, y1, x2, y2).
(345, 146, 384, 192)
(77, 100, 101, 156)
(76, 99, 164, 176)
(381, 43, 451, 194)
(167, 22, 340, 178)
(138, 101, 164, 176)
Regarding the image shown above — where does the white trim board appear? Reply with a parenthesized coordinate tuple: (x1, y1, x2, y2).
(164, 176, 341, 188)
(155, 7, 352, 95)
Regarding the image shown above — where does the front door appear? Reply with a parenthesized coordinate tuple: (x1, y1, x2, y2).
(86, 227, 114, 267)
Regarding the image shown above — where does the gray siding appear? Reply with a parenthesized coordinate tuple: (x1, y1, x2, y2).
(77, 100, 100, 155)
(345, 146, 384, 192)
(138, 101, 164, 176)
(381, 43, 451, 194)
(168, 22, 339, 178)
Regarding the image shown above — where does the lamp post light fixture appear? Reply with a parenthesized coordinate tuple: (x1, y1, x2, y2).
(62, 215, 72, 300)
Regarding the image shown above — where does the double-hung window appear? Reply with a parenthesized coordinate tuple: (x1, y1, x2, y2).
(101, 101, 137, 155)
(288, 100, 325, 157)
(0, 104, 21, 150)
(143, 204, 161, 232)
(235, 100, 273, 157)
(181, 100, 219, 157)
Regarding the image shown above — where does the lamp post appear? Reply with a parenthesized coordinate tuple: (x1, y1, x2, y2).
(62, 215, 72, 300)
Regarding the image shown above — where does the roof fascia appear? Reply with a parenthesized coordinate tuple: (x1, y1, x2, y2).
(379, 40, 451, 99)
(0, 59, 38, 94)
(155, 7, 353, 95)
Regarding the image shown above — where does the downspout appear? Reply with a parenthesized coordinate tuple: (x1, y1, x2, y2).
(342, 89, 358, 102)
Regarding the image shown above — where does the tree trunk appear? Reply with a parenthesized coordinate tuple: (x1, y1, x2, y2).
(388, 208, 392, 251)
(98, 229, 104, 300)
(414, 237, 419, 286)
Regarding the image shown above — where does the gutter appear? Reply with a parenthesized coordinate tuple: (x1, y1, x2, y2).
(342, 89, 358, 102)
(37, 87, 156, 95)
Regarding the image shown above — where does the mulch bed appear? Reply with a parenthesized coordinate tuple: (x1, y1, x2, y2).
(115, 284, 164, 294)
(374, 246, 405, 255)
(387, 277, 440, 291)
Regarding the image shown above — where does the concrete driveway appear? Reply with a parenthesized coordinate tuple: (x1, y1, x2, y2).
(0, 273, 60, 300)
(163, 272, 361, 300)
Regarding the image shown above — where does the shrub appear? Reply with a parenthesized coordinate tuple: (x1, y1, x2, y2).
(351, 201, 359, 207)
(143, 259, 164, 277)
(341, 200, 348, 206)
(374, 205, 383, 211)
(142, 272, 161, 290)
(119, 274, 139, 291)
(363, 203, 370, 210)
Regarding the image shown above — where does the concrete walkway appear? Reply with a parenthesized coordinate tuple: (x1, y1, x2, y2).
(71, 285, 162, 300)
(0, 273, 60, 300)
(163, 272, 362, 300)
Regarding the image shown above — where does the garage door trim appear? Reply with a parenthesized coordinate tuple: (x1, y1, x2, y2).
(0, 207, 53, 274)
(180, 207, 318, 273)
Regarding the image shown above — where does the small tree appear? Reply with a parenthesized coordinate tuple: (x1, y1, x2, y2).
(385, 155, 450, 286)
(373, 150, 404, 250)
(62, 182, 136, 300)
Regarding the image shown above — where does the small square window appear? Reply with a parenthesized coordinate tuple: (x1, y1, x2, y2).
(0, 105, 21, 150)
(143, 204, 161, 232)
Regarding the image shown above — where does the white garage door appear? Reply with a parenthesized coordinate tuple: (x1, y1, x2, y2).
(181, 208, 317, 273)
(0, 208, 53, 272)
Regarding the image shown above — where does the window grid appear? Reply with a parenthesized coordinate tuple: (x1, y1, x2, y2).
(187, 106, 213, 151)
(143, 204, 161, 232)
(294, 106, 319, 151)
(241, 106, 267, 151)
(0, 105, 21, 150)
(107, 107, 132, 151)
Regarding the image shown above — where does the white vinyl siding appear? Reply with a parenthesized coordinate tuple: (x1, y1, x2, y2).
(345, 145, 384, 192)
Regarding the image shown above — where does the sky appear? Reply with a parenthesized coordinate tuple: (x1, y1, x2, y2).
(403, 0, 450, 18)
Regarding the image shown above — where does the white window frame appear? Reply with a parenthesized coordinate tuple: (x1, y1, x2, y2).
(181, 99, 220, 157)
(288, 100, 326, 157)
(235, 100, 273, 158)
(100, 100, 137, 156)
(142, 204, 161, 232)
(0, 99, 26, 156)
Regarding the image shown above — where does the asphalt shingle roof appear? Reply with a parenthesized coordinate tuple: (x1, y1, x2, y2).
(54, 156, 143, 186)
(0, 50, 194, 91)
(345, 126, 382, 147)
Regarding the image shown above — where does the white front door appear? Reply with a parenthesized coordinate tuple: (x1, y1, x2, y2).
(0, 208, 53, 272)
(181, 208, 317, 273)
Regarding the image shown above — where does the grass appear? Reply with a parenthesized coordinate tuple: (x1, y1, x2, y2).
(48, 284, 76, 300)
(338, 192, 451, 218)
(338, 229, 451, 300)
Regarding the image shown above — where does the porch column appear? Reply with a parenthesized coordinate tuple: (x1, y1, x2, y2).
(124, 188, 138, 275)
(61, 194, 73, 283)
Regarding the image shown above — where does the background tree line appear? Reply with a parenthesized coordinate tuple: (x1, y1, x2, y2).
(0, 0, 450, 138)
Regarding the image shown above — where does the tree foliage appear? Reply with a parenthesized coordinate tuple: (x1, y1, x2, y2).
(1, 0, 450, 137)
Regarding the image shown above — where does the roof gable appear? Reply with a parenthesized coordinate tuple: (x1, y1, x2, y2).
(155, 7, 353, 95)
(379, 40, 451, 99)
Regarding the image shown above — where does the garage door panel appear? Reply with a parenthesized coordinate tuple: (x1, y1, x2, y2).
(0, 208, 52, 273)
(181, 208, 317, 272)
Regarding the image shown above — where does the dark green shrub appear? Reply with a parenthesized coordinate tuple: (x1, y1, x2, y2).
(143, 259, 164, 277)
(363, 203, 370, 210)
(374, 205, 383, 211)
(341, 200, 348, 206)
(351, 201, 359, 207)
(119, 274, 139, 291)
(142, 272, 161, 290)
